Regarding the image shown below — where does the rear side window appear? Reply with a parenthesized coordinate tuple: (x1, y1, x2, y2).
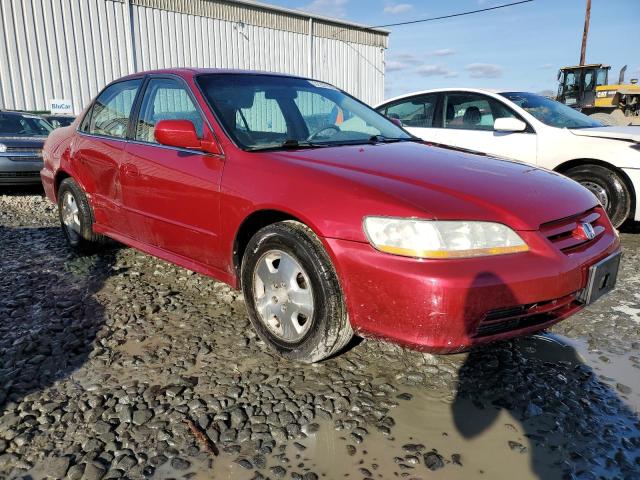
(135, 78, 204, 143)
(87, 79, 141, 139)
(382, 94, 438, 128)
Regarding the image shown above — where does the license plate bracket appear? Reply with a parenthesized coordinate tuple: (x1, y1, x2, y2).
(578, 251, 621, 305)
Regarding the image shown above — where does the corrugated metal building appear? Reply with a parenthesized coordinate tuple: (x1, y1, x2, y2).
(0, 0, 388, 115)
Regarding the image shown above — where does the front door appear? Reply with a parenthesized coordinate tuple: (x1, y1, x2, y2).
(120, 77, 225, 268)
(436, 92, 538, 165)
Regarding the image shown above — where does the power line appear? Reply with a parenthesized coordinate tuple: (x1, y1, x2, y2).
(337, 0, 534, 33)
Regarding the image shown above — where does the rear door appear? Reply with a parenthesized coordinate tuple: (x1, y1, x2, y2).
(378, 94, 440, 142)
(120, 76, 225, 268)
(74, 79, 142, 233)
(435, 92, 537, 164)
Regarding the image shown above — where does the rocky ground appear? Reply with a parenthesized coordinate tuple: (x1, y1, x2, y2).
(1, 188, 639, 480)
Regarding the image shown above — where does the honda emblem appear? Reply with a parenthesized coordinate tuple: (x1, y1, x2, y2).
(581, 222, 596, 240)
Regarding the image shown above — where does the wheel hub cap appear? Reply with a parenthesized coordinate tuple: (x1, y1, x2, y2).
(581, 181, 609, 210)
(61, 191, 81, 239)
(253, 250, 314, 343)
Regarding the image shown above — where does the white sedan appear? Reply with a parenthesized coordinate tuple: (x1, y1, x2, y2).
(376, 88, 640, 227)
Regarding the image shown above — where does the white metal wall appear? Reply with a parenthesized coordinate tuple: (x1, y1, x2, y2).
(0, 0, 387, 114)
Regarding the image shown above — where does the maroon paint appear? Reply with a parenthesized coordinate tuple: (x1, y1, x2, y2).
(41, 69, 620, 353)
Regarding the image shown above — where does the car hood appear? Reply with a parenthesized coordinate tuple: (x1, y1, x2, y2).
(269, 142, 598, 231)
(569, 126, 640, 143)
(0, 136, 46, 149)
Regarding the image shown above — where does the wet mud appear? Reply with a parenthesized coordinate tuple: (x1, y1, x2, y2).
(1, 189, 639, 479)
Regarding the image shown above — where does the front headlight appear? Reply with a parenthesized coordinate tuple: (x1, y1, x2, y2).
(0, 143, 6, 153)
(363, 217, 529, 259)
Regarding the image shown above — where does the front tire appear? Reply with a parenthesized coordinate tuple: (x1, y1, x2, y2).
(241, 221, 353, 363)
(565, 164, 631, 228)
(57, 177, 107, 253)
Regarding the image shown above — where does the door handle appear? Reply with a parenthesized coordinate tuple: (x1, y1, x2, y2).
(123, 163, 139, 176)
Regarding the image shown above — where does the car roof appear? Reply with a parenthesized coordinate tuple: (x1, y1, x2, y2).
(118, 68, 311, 82)
(376, 87, 522, 107)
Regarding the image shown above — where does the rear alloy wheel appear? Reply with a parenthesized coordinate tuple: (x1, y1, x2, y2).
(57, 177, 107, 253)
(241, 221, 353, 363)
(565, 164, 631, 228)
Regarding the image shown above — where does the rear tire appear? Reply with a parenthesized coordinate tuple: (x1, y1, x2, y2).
(57, 177, 107, 253)
(565, 164, 631, 228)
(241, 221, 353, 363)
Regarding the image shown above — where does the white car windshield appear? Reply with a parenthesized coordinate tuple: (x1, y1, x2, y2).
(197, 74, 413, 151)
(500, 92, 603, 129)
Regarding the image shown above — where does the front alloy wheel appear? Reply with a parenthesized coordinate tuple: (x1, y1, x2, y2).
(241, 221, 353, 362)
(253, 249, 314, 343)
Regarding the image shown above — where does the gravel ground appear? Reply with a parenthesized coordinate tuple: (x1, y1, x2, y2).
(1, 188, 639, 480)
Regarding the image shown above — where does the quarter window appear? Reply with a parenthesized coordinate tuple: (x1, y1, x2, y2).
(135, 78, 203, 143)
(88, 80, 141, 138)
(383, 95, 437, 128)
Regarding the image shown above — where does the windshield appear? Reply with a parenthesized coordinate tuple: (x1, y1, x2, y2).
(0, 113, 53, 137)
(499, 92, 602, 129)
(197, 74, 412, 150)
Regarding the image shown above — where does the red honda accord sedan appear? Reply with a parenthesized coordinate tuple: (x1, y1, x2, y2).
(42, 69, 621, 362)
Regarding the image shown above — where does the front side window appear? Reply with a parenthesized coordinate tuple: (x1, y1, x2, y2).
(0, 113, 53, 137)
(382, 94, 437, 128)
(444, 93, 515, 131)
(135, 78, 204, 143)
(88, 79, 141, 139)
(197, 74, 411, 150)
(500, 92, 602, 128)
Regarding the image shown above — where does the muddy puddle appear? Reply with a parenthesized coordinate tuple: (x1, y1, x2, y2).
(153, 333, 639, 479)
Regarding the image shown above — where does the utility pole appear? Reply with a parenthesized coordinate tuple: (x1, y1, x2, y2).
(580, 0, 591, 65)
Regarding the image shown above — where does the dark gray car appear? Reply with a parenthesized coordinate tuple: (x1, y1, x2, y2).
(0, 111, 53, 185)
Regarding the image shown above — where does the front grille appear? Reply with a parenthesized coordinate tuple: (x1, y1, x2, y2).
(0, 172, 40, 178)
(5, 146, 42, 153)
(474, 293, 579, 337)
(540, 207, 606, 253)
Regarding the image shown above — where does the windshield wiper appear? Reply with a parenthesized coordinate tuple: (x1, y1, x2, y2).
(368, 135, 422, 144)
(245, 139, 329, 152)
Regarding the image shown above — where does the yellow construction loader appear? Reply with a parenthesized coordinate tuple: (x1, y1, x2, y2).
(556, 64, 640, 125)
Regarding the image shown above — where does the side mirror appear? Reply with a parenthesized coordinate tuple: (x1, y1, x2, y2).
(389, 117, 403, 127)
(494, 117, 527, 133)
(154, 120, 221, 155)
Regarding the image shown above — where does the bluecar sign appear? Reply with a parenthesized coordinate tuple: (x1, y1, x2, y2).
(49, 99, 73, 115)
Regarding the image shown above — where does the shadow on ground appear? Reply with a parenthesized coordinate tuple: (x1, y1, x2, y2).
(453, 272, 640, 479)
(0, 225, 116, 412)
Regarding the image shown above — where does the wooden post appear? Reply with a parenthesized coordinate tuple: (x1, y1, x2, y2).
(580, 0, 591, 66)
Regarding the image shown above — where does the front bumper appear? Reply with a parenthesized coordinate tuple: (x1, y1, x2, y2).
(0, 156, 43, 185)
(326, 223, 620, 353)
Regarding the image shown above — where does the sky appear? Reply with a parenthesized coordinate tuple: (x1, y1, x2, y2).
(263, 0, 640, 100)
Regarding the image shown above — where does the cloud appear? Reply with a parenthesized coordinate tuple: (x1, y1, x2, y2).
(386, 60, 410, 72)
(466, 63, 503, 78)
(383, 3, 412, 14)
(539, 63, 554, 70)
(416, 64, 458, 78)
(298, 0, 348, 17)
(431, 48, 456, 57)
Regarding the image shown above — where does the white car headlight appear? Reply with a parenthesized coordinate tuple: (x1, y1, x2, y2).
(0, 143, 6, 153)
(363, 217, 529, 259)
